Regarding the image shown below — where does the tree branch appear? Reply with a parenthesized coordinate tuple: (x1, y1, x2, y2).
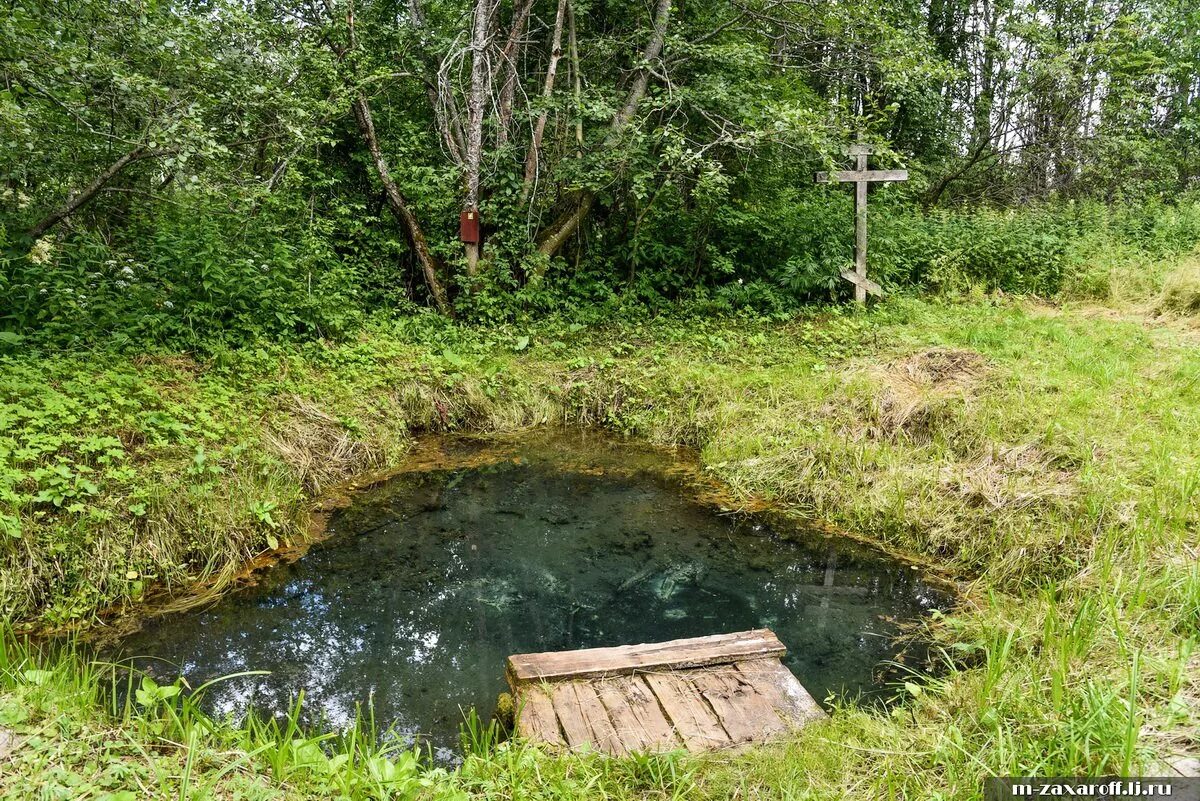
(25, 146, 173, 240)
(521, 0, 569, 203)
(534, 0, 673, 264)
(350, 94, 453, 315)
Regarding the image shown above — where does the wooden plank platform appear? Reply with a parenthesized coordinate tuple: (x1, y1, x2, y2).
(506, 630, 825, 755)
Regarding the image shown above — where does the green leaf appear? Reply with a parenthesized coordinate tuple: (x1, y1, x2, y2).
(0, 698, 29, 726)
(136, 676, 159, 705)
(22, 669, 54, 686)
(0, 514, 21, 539)
(97, 792, 138, 801)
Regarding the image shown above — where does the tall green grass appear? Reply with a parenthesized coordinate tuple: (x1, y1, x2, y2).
(0, 626, 710, 799)
(0, 629, 455, 799)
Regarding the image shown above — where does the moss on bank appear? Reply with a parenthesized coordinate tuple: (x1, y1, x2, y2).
(1, 295, 1198, 798)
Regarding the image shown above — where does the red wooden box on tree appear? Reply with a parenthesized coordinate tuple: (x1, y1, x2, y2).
(460, 209, 481, 243)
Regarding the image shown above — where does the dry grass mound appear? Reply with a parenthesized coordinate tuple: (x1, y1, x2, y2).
(866, 347, 988, 442)
(938, 443, 1078, 513)
(263, 394, 387, 493)
(1159, 257, 1200, 316)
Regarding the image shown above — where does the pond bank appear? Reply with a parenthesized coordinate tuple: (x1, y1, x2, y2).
(89, 428, 961, 644)
(2, 296, 1198, 798)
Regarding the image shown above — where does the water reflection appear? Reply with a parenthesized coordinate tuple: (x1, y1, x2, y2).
(115, 435, 951, 762)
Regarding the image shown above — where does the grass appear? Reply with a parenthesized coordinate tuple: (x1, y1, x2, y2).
(1, 285, 1198, 797)
(0, 629, 715, 799)
(1160, 257, 1200, 316)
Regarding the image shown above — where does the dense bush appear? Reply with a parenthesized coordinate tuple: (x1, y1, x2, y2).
(3, 0, 1198, 348)
(2, 197, 368, 349)
(870, 200, 1200, 299)
(6, 196, 1200, 348)
(873, 206, 1072, 294)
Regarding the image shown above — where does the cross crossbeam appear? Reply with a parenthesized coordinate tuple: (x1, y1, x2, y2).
(839, 269, 883, 296)
(814, 169, 909, 184)
(814, 145, 908, 303)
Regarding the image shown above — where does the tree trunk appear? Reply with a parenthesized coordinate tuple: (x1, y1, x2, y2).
(568, 0, 583, 153)
(923, 135, 994, 208)
(521, 0, 569, 203)
(608, 0, 672, 137)
(535, 190, 595, 259)
(464, 0, 497, 275)
(533, 0, 672, 264)
(495, 0, 537, 148)
(326, 0, 451, 314)
(410, 0, 467, 164)
(351, 94, 452, 315)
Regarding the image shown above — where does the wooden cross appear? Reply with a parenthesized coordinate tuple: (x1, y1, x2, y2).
(815, 145, 908, 303)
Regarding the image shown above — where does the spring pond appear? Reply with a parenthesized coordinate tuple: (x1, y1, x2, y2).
(115, 431, 952, 762)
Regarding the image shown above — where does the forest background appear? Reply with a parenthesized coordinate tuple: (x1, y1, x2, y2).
(3, 0, 1199, 343)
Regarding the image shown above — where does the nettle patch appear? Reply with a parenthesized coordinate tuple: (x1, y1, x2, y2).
(4, 369, 136, 532)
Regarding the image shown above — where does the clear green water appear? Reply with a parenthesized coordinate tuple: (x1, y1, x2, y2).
(115, 432, 951, 762)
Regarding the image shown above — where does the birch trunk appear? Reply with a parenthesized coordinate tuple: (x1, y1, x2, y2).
(410, 0, 467, 165)
(568, 0, 583, 153)
(533, 0, 672, 264)
(521, 0, 569, 203)
(464, 0, 497, 275)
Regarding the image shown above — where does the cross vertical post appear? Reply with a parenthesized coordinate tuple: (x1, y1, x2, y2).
(815, 145, 908, 303)
(853, 148, 869, 303)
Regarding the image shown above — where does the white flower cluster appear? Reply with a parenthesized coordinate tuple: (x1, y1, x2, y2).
(28, 237, 55, 265)
(0, 187, 30, 209)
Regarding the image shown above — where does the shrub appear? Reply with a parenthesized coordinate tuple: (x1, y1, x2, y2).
(873, 205, 1073, 295)
(2, 195, 365, 349)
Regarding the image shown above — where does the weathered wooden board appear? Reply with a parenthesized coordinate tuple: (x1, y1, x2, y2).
(509, 629, 824, 756)
(691, 668, 787, 743)
(734, 660, 826, 725)
(572, 682, 624, 754)
(643, 671, 732, 752)
(814, 168, 909, 184)
(515, 684, 564, 745)
(595, 677, 681, 752)
(550, 681, 594, 748)
(840, 269, 883, 297)
(507, 629, 785, 684)
(594, 681, 652, 753)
